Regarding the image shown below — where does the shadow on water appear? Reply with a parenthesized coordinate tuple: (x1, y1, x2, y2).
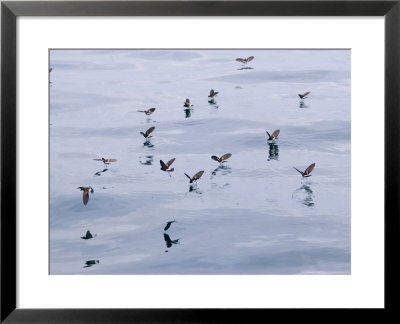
(84, 260, 99, 268)
(139, 155, 153, 165)
(292, 184, 315, 207)
(183, 108, 193, 118)
(267, 142, 279, 161)
(163, 233, 180, 252)
(143, 139, 154, 148)
(94, 168, 108, 176)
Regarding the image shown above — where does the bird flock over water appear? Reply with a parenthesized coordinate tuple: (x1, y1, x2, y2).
(52, 55, 316, 262)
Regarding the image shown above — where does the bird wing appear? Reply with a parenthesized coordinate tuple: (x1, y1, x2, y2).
(304, 163, 315, 175)
(148, 108, 156, 113)
(211, 155, 220, 162)
(107, 158, 117, 162)
(146, 126, 155, 136)
(166, 158, 176, 168)
(86, 231, 92, 239)
(209, 89, 214, 96)
(236, 58, 245, 62)
(83, 192, 89, 205)
(184, 173, 192, 180)
(220, 153, 232, 161)
(214, 91, 219, 96)
(193, 170, 204, 180)
(266, 131, 271, 138)
(302, 91, 311, 97)
(293, 167, 303, 175)
(164, 223, 171, 231)
(93, 159, 103, 161)
(246, 56, 254, 62)
(271, 129, 280, 138)
(160, 160, 167, 170)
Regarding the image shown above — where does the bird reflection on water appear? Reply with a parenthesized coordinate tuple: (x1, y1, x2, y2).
(292, 184, 315, 207)
(299, 101, 308, 109)
(83, 260, 99, 268)
(143, 139, 154, 148)
(94, 168, 108, 176)
(211, 165, 232, 177)
(189, 184, 203, 194)
(163, 233, 180, 252)
(183, 108, 193, 118)
(139, 155, 153, 165)
(267, 142, 279, 161)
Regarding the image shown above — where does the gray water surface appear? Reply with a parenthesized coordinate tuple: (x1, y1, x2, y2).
(50, 49, 350, 274)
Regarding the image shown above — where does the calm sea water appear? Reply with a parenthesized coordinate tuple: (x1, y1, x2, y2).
(49, 49, 351, 274)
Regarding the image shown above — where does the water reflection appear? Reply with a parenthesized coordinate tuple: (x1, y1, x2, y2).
(81, 230, 96, 240)
(163, 233, 180, 252)
(183, 108, 193, 118)
(143, 139, 154, 148)
(84, 260, 100, 268)
(299, 101, 308, 109)
(211, 165, 232, 177)
(237, 66, 254, 71)
(292, 184, 315, 207)
(139, 155, 153, 165)
(267, 142, 279, 161)
(189, 184, 202, 194)
(94, 168, 108, 176)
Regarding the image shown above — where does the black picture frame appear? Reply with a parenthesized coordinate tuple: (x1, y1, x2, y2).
(1, 0, 399, 322)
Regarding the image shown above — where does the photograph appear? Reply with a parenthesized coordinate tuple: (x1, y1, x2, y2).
(49, 49, 351, 275)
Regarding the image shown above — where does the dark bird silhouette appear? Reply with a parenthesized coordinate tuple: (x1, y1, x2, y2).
(94, 168, 108, 176)
(81, 230, 96, 240)
(294, 163, 316, 178)
(160, 158, 175, 172)
(164, 233, 180, 248)
(140, 126, 155, 138)
(184, 98, 192, 107)
(208, 89, 219, 98)
(211, 153, 232, 163)
(164, 220, 176, 231)
(298, 91, 311, 99)
(236, 56, 254, 63)
(138, 107, 156, 115)
(93, 157, 117, 165)
(49, 67, 52, 73)
(266, 129, 280, 141)
(77, 186, 94, 206)
(184, 170, 204, 183)
(83, 260, 99, 268)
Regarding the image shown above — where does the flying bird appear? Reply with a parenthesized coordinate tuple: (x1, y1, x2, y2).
(184, 170, 204, 183)
(236, 56, 254, 63)
(93, 157, 117, 165)
(81, 230, 96, 240)
(138, 107, 156, 115)
(298, 91, 311, 99)
(266, 129, 280, 141)
(208, 89, 219, 98)
(211, 153, 232, 163)
(294, 163, 316, 178)
(183, 98, 192, 107)
(77, 186, 94, 206)
(140, 126, 155, 138)
(160, 158, 175, 172)
(164, 220, 176, 231)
